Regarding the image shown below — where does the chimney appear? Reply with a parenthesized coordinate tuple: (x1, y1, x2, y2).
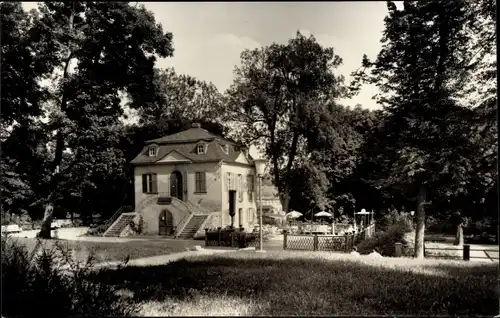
(192, 122, 201, 128)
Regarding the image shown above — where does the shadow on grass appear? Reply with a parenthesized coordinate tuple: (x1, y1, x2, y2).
(90, 252, 498, 316)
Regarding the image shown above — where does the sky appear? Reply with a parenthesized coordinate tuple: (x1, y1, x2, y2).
(22, 1, 396, 111)
(21, 2, 398, 157)
(140, 1, 389, 110)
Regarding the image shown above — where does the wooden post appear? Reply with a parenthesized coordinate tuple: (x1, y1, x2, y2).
(463, 244, 470, 261)
(217, 227, 221, 246)
(205, 228, 208, 246)
(313, 234, 318, 251)
(395, 242, 402, 257)
(344, 233, 349, 252)
(283, 231, 288, 250)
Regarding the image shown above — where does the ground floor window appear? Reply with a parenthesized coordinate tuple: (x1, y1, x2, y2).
(248, 208, 254, 222)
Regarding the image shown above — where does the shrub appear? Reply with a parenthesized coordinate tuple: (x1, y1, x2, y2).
(87, 224, 108, 236)
(357, 221, 413, 256)
(1, 235, 137, 316)
(378, 210, 413, 232)
(129, 216, 144, 235)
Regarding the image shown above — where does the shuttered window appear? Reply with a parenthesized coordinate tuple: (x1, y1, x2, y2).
(247, 175, 254, 202)
(142, 173, 158, 194)
(237, 174, 243, 202)
(248, 208, 254, 222)
(195, 172, 207, 193)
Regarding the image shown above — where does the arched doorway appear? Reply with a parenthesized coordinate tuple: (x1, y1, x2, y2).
(170, 171, 183, 200)
(159, 209, 174, 236)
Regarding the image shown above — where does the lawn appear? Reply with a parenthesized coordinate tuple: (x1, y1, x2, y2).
(5, 236, 200, 263)
(91, 251, 499, 316)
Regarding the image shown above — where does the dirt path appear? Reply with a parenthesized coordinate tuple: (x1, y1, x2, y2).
(93, 247, 236, 269)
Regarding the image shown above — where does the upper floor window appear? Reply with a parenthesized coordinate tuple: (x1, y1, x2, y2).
(237, 174, 243, 202)
(197, 144, 205, 154)
(148, 146, 157, 157)
(226, 172, 234, 190)
(142, 173, 158, 194)
(247, 175, 254, 202)
(195, 172, 207, 193)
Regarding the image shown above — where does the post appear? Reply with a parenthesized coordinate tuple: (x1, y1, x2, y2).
(463, 244, 470, 261)
(205, 228, 208, 246)
(258, 176, 264, 252)
(283, 231, 288, 250)
(313, 234, 318, 251)
(344, 233, 349, 252)
(217, 227, 221, 246)
(395, 242, 402, 257)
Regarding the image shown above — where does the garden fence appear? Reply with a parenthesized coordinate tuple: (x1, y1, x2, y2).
(395, 243, 499, 261)
(284, 224, 376, 252)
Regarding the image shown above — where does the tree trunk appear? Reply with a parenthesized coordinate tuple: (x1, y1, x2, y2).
(454, 223, 464, 245)
(37, 194, 55, 239)
(37, 5, 75, 239)
(414, 184, 427, 259)
(280, 184, 290, 213)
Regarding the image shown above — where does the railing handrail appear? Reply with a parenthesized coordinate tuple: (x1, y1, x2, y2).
(174, 213, 193, 238)
(103, 205, 132, 230)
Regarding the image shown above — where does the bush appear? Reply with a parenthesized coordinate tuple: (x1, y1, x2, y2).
(378, 210, 413, 232)
(357, 220, 413, 256)
(129, 216, 144, 235)
(87, 224, 108, 236)
(1, 235, 137, 316)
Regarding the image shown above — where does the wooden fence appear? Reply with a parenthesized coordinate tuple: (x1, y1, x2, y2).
(284, 224, 376, 252)
(395, 243, 499, 261)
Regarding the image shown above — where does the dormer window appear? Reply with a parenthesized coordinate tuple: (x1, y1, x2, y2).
(197, 144, 205, 154)
(222, 144, 229, 154)
(148, 146, 157, 157)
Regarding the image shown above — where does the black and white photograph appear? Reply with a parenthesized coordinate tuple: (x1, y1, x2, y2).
(1, 1, 498, 316)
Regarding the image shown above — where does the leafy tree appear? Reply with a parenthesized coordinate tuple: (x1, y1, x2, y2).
(2, 2, 174, 238)
(136, 67, 225, 126)
(288, 104, 380, 218)
(351, 1, 482, 258)
(225, 31, 349, 213)
(0, 2, 52, 130)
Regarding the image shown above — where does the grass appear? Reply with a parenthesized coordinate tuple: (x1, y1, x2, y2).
(91, 251, 499, 316)
(4, 236, 200, 263)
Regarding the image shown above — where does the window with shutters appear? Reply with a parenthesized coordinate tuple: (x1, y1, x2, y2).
(195, 172, 207, 193)
(237, 174, 243, 202)
(247, 175, 254, 202)
(142, 173, 158, 194)
(226, 172, 233, 190)
(248, 208, 254, 222)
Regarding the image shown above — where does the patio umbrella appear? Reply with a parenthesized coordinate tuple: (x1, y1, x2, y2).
(286, 211, 303, 219)
(315, 211, 332, 217)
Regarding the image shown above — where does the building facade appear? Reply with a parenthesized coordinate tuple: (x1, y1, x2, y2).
(129, 123, 259, 236)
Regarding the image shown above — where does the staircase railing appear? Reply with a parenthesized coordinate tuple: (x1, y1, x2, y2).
(184, 200, 211, 215)
(194, 212, 218, 237)
(174, 213, 193, 238)
(103, 205, 133, 231)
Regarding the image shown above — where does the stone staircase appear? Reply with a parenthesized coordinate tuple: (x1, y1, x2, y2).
(177, 215, 208, 239)
(103, 213, 136, 237)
